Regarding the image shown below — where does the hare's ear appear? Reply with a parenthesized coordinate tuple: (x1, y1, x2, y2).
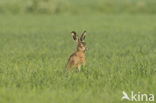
(80, 31, 86, 42)
(72, 31, 79, 44)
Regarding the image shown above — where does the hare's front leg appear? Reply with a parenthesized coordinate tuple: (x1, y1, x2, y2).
(78, 64, 81, 72)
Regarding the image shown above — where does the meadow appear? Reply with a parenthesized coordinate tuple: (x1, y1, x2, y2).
(0, 14, 156, 103)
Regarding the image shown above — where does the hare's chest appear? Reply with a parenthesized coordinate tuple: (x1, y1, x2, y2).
(78, 55, 85, 64)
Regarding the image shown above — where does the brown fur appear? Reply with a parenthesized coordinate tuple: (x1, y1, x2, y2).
(66, 31, 87, 71)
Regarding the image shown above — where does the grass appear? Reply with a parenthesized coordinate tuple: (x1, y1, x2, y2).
(0, 14, 156, 103)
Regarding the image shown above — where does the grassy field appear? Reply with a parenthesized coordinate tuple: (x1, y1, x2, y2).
(0, 14, 156, 103)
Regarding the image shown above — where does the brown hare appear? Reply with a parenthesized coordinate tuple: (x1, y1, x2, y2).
(66, 31, 88, 71)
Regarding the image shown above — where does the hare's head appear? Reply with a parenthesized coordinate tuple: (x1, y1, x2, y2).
(72, 31, 88, 52)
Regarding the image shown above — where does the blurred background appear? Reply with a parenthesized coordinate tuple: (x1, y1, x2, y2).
(0, 0, 156, 15)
